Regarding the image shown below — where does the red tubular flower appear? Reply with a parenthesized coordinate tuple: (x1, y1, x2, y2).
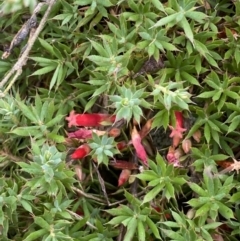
(166, 146, 183, 167)
(65, 111, 116, 128)
(139, 118, 153, 139)
(131, 126, 148, 165)
(118, 169, 131, 186)
(109, 160, 139, 170)
(108, 128, 121, 138)
(117, 141, 128, 151)
(68, 129, 106, 139)
(71, 144, 91, 159)
(166, 146, 175, 163)
(68, 129, 93, 139)
(151, 205, 171, 219)
(169, 111, 187, 147)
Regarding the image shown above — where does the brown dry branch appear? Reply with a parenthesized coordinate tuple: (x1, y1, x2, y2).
(67, 209, 97, 230)
(0, 0, 57, 97)
(72, 186, 107, 204)
(117, 155, 139, 241)
(129, 154, 139, 197)
(117, 225, 127, 241)
(2, 11, 38, 59)
(0, 150, 24, 162)
(93, 162, 110, 205)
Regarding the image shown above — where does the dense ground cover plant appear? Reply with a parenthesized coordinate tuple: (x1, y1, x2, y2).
(1, 0, 240, 240)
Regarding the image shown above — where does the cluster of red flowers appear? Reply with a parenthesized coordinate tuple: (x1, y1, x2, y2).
(66, 111, 117, 159)
(66, 110, 203, 185)
(166, 111, 187, 166)
(167, 111, 205, 166)
(65, 111, 149, 186)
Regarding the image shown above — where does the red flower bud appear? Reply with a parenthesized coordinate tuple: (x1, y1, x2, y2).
(75, 165, 85, 181)
(109, 160, 139, 170)
(108, 128, 121, 138)
(131, 126, 148, 165)
(71, 144, 91, 159)
(139, 118, 153, 139)
(68, 129, 106, 139)
(169, 111, 186, 147)
(151, 205, 171, 219)
(166, 146, 176, 163)
(192, 129, 201, 143)
(117, 141, 128, 151)
(182, 139, 192, 154)
(166, 146, 183, 167)
(118, 169, 131, 186)
(66, 111, 116, 127)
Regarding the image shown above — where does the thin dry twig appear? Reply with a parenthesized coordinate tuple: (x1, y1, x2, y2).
(0, 150, 25, 162)
(67, 209, 97, 230)
(0, 0, 57, 96)
(93, 162, 110, 205)
(108, 190, 145, 207)
(129, 154, 139, 197)
(2, 7, 39, 59)
(72, 186, 107, 204)
(117, 225, 127, 241)
(117, 154, 139, 241)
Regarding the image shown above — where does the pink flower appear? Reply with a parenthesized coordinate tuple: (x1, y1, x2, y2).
(68, 128, 120, 140)
(131, 126, 148, 165)
(68, 129, 94, 139)
(71, 144, 91, 160)
(139, 118, 153, 139)
(118, 169, 131, 186)
(169, 111, 186, 147)
(166, 146, 183, 167)
(66, 111, 116, 127)
(108, 128, 121, 138)
(116, 141, 128, 151)
(182, 139, 192, 154)
(68, 129, 106, 139)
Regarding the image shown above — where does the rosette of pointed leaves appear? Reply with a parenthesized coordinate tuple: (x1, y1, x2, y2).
(88, 133, 119, 165)
(137, 153, 187, 203)
(106, 191, 160, 241)
(109, 86, 151, 124)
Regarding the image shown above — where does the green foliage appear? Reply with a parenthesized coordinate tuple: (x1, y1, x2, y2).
(109, 86, 151, 124)
(161, 210, 223, 241)
(137, 154, 187, 203)
(188, 173, 235, 221)
(1, 0, 240, 240)
(106, 191, 160, 241)
(0, 0, 37, 13)
(88, 133, 119, 165)
(18, 143, 75, 196)
(151, 80, 193, 110)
